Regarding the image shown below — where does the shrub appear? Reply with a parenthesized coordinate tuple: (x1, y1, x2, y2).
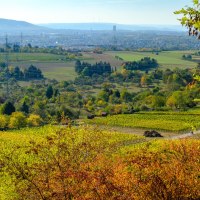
(27, 114, 43, 127)
(8, 112, 26, 129)
(2, 128, 199, 200)
(0, 115, 8, 130)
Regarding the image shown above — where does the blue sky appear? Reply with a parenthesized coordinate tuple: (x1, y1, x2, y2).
(0, 0, 192, 24)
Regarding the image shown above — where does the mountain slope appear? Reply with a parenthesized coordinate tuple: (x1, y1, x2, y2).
(0, 18, 48, 34)
(40, 22, 185, 31)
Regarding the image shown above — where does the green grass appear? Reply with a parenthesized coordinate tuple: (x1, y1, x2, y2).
(10, 61, 77, 81)
(34, 62, 77, 81)
(107, 51, 198, 69)
(0, 53, 77, 81)
(87, 112, 200, 132)
(0, 53, 65, 62)
(82, 52, 123, 67)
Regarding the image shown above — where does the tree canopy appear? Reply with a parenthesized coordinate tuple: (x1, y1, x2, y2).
(123, 57, 158, 71)
(175, 0, 200, 39)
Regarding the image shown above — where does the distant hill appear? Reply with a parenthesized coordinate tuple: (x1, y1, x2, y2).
(0, 18, 49, 34)
(0, 18, 185, 35)
(40, 22, 185, 32)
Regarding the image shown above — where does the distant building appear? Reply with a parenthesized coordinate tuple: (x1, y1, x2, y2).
(113, 25, 117, 32)
(113, 25, 117, 48)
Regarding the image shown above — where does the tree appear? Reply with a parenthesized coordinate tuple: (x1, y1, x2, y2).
(124, 57, 158, 71)
(121, 89, 132, 103)
(46, 86, 53, 99)
(166, 91, 192, 110)
(82, 67, 90, 76)
(27, 114, 43, 127)
(24, 65, 43, 79)
(8, 112, 26, 129)
(0, 62, 6, 68)
(12, 66, 24, 80)
(20, 102, 29, 114)
(175, 0, 200, 39)
(97, 90, 110, 102)
(0, 115, 8, 130)
(32, 101, 47, 119)
(54, 89, 59, 97)
(1, 102, 15, 115)
(140, 74, 152, 87)
(76, 61, 112, 77)
(75, 60, 83, 74)
(144, 95, 165, 109)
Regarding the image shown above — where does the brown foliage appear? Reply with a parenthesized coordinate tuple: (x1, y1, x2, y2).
(3, 128, 200, 200)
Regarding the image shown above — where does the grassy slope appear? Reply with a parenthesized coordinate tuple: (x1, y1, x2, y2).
(86, 112, 200, 132)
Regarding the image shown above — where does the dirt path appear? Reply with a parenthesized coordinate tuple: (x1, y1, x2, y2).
(93, 125, 200, 140)
(169, 130, 200, 139)
(170, 133, 194, 139)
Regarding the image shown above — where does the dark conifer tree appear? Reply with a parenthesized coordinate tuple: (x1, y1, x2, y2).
(1, 101, 15, 115)
(20, 102, 29, 114)
(46, 86, 54, 99)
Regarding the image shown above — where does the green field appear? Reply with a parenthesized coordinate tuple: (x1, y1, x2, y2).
(107, 51, 198, 69)
(1, 51, 199, 81)
(82, 52, 123, 67)
(0, 53, 78, 81)
(87, 112, 200, 132)
(15, 61, 77, 81)
(0, 53, 66, 62)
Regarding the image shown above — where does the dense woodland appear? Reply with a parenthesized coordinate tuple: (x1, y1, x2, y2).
(75, 60, 112, 76)
(123, 57, 159, 71)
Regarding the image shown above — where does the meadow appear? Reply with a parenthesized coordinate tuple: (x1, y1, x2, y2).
(0, 52, 78, 81)
(0, 53, 66, 62)
(16, 61, 77, 81)
(0, 125, 199, 199)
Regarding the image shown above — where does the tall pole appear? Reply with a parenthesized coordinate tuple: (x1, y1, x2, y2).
(20, 32, 23, 46)
(5, 34, 9, 98)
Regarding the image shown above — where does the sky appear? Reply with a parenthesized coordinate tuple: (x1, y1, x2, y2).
(0, 0, 192, 25)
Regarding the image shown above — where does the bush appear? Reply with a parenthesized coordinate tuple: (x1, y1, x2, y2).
(8, 112, 26, 129)
(0, 115, 8, 130)
(27, 114, 43, 127)
(2, 128, 199, 200)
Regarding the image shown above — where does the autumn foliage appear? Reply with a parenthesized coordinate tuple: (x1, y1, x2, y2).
(1, 127, 200, 200)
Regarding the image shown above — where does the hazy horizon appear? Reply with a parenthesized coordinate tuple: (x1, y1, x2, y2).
(0, 0, 192, 25)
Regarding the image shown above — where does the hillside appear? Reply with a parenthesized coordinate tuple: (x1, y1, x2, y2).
(0, 18, 49, 34)
(40, 22, 185, 31)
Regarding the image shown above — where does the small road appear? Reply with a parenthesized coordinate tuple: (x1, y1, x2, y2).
(169, 130, 200, 140)
(88, 125, 200, 140)
(170, 132, 194, 139)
